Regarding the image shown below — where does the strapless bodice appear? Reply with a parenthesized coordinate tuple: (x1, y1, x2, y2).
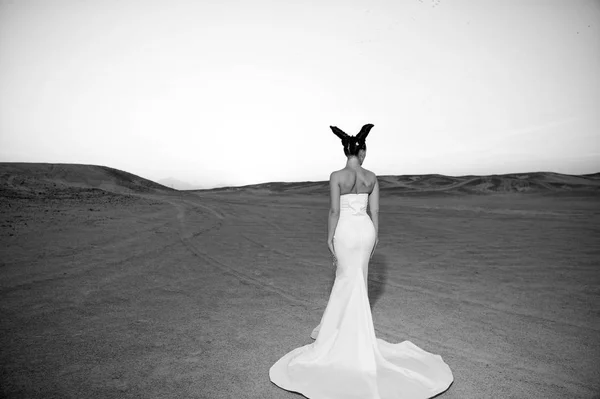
(340, 193, 368, 215)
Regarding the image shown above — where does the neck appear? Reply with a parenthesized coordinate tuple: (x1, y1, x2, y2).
(345, 156, 361, 168)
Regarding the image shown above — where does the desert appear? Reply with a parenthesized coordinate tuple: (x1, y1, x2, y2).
(1, 162, 599, 398)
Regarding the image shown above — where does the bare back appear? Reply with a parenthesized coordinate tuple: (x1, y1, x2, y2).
(334, 167, 377, 195)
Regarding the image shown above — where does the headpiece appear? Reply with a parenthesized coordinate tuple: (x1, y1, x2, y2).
(330, 123, 374, 147)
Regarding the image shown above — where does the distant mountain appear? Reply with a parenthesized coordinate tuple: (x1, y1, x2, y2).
(0, 163, 175, 198)
(157, 177, 200, 190)
(198, 172, 600, 196)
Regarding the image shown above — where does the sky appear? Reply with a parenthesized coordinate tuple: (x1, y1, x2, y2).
(0, 0, 598, 188)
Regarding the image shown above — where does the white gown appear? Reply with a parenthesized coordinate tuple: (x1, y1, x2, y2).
(269, 193, 453, 399)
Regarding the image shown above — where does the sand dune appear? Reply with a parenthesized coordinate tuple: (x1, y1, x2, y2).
(0, 163, 174, 198)
(5, 162, 593, 197)
(1, 163, 599, 398)
(201, 171, 600, 196)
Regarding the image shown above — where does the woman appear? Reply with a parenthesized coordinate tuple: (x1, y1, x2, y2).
(269, 124, 453, 399)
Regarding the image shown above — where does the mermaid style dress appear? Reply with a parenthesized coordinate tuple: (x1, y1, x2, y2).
(269, 193, 453, 399)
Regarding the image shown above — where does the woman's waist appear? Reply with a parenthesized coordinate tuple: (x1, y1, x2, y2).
(339, 209, 369, 217)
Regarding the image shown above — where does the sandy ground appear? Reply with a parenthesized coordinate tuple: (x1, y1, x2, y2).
(1, 189, 599, 398)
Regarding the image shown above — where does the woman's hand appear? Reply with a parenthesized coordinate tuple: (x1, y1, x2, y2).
(327, 239, 336, 263)
(370, 236, 379, 259)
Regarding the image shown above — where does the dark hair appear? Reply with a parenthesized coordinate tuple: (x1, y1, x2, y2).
(330, 124, 374, 157)
(342, 137, 366, 157)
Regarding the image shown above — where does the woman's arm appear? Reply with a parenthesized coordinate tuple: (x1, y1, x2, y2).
(369, 178, 379, 258)
(327, 172, 340, 258)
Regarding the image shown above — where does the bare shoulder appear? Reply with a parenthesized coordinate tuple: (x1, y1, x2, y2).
(331, 168, 351, 178)
(361, 168, 377, 182)
(329, 169, 343, 183)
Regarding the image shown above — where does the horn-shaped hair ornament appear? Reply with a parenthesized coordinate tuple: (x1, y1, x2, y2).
(330, 124, 374, 143)
(330, 126, 350, 141)
(356, 123, 374, 141)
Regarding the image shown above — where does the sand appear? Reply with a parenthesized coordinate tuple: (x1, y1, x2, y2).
(1, 167, 599, 398)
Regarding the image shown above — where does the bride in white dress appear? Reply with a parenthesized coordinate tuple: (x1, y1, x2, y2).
(269, 124, 453, 399)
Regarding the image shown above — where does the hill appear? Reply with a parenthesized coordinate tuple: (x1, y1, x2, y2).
(2, 163, 598, 199)
(0, 163, 174, 199)
(199, 171, 600, 196)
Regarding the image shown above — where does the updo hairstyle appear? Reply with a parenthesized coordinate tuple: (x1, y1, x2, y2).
(330, 124, 374, 157)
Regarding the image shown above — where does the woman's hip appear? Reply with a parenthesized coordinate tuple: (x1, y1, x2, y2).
(334, 216, 376, 246)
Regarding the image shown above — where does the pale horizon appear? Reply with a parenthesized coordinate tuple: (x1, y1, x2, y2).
(1, 0, 599, 188)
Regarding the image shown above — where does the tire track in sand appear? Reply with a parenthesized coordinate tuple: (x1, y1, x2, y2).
(171, 196, 317, 309)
